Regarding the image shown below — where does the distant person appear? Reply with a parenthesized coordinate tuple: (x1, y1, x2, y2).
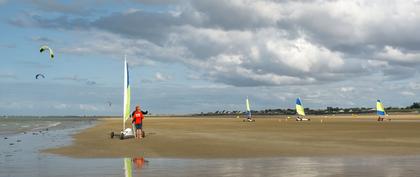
(131, 106, 148, 139)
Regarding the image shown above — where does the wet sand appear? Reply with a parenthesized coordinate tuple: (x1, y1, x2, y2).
(44, 114, 420, 158)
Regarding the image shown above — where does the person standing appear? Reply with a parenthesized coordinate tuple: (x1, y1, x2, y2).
(131, 105, 146, 139)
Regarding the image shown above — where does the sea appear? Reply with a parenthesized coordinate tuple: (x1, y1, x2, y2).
(1, 117, 420, 177)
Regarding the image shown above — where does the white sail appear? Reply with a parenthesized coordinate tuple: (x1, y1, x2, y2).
(246, 97, 251, 112)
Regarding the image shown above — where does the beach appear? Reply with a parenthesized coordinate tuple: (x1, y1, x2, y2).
(3, 115, 420, 177)
(45, 114, 420, 158)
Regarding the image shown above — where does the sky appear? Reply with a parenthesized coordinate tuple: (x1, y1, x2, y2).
(0, 0, 419, 116)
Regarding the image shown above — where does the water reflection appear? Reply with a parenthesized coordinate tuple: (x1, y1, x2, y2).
(129, 156, 420, 177)
(124, 158, 133, 177)
(133, 157, 149, 169)
(125, 157, 149, 177)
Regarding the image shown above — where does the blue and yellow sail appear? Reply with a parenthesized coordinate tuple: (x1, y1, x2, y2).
(376, 100, 386, 116)
(123, 57, 131, 129)
(296, 98, 305, 116)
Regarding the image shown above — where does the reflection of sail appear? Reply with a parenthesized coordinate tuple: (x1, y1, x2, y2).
(124, 158, 133, 177)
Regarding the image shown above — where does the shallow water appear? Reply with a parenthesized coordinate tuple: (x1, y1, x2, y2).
(0, 117, 95, 135)
(1, 118, 420, 177)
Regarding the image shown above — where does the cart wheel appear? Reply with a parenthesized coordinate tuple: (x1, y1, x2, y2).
(120, 133, 124, 140)
(110, 132, 114, 139)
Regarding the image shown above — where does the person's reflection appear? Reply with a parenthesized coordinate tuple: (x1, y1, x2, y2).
(132, 157, 149, 169)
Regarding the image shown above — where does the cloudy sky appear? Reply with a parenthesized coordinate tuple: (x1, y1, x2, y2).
(1, 0, 419, 116)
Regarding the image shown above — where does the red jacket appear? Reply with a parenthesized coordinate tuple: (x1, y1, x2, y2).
(132, 110, 144, 124)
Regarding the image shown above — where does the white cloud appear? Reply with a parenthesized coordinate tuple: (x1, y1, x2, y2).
(367, 60, 388, 68)
(60, 31, 185, 66)
(400, 91, 416, 96)
(265, 37, 344, 73)
(190, 84, 231, 89)
(53, 104, 68, 109)
(155, 72, 171, 81)
(124, 8, 142, 15)
(168, 27, 350, 86)
(340, 87, 355, 92)
(79, 104, 98, 111)
(376, 46, 420, 65)
(409, 82, 420, 90)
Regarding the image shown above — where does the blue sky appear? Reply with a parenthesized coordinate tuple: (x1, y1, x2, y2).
(0, 0, 419, 116)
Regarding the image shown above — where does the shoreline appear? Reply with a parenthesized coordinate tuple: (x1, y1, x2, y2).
(44, 115, 420, 159)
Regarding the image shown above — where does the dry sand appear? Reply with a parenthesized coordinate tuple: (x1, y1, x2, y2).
(44, 114, 420, 158)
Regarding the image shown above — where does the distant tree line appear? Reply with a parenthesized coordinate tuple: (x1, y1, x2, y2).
(195, 102, 420, 116)
(408, 102, 420, 109)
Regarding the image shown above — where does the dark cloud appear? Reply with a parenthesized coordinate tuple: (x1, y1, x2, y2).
(92, 10, 184, 43)
(188, 0, 277, 30)
(382, 66, 418, 81)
